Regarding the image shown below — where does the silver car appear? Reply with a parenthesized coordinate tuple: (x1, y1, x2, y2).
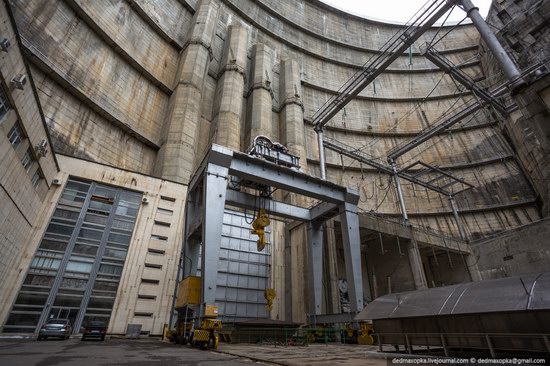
(37, 319, 72, 340)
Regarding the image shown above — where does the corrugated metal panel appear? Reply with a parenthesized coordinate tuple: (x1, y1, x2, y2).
(357, 272, 550, 320)
(216, 210, 270, 322)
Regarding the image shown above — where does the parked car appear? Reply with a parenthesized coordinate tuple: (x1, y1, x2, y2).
(81, 321, 107, 341)
(37, 319, 72, 340)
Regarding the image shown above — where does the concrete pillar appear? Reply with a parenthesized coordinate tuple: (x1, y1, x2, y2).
(289, 224, 308, 323)
(246, 44, 275, 145)
(408, 238, 428, 290)
(211, 25, 249, 151)
(279, 59, 306, 169)
(155, 0, 219, 184)
(279, 59, 309, 323)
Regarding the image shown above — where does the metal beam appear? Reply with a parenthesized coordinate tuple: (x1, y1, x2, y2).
(229, 152, 357, 204)
(225, 189, 311, 221)
(310, 202, 339, 222)
(318, 130, 327, 180)
(188, 144, 233, 192)
(391, 161, 409, 225)
(387, 83, 510, 161)
(325, 139, 472, 196)
(387, 100, 482, 160)
(324, 139, 393, 174)
(312, 0, 457, 130)
(423, 46, 507, 114)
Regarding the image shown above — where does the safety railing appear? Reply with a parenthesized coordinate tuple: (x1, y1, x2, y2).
(218, 327, 365, 347)
(375, 332, 550, 358)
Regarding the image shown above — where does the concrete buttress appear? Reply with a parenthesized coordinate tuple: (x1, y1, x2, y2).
(211, 25, 249, 151)
(155, 0, 220, 184)
(246, 43, 275, 145)
(279, 59, 306, 168)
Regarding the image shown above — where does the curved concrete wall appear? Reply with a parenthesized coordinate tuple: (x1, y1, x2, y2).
(11, 0, 540, 237)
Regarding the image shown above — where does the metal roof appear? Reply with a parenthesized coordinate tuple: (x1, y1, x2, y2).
(356, 272, 550, 321)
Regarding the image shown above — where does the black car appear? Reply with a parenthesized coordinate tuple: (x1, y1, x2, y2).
(38, 319, 72, 340)
(81, 321, 107, 341)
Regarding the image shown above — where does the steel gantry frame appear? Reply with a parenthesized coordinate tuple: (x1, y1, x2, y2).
(180, 144, 366, 324)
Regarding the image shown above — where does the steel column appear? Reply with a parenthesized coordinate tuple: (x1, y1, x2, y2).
(306, 221, 324, 319)
(185, 188, 202, 277)
(449, 195, 467, 240)
(200, 163, 229, 313)
(459, 0, 524, 90)
(339, 203, 365, 312)
(391, 161, 409, 225)
(317, 130, 327, 180)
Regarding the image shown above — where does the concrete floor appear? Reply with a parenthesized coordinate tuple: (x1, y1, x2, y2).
(0, 337, 388, 366)
(218, 342, 386, 366)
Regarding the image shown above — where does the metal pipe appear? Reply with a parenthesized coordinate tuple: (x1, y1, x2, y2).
(317, 130, 326, 180)
(391, 160, 409, 225)
(449, 195, 468, 240)
(372, 272, 378, 299)
(459, 0, 524, 90)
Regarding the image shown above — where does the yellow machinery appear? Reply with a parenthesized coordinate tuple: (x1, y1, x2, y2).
(251, 208, 270, 251)
(191, 317, 222, 349)
(341, 321, 374, 345)
(264, 288, 276, 311)
(357, 322, 374, 345)
(173, 276, 222, 349)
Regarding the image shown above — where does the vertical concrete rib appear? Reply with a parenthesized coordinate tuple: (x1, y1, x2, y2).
(212, 25, 249, 151)
(246, 43, 275, 145)
(279, 59, 307, 168)
(279, 58, 309, 322)
(155, 0, 219, 184)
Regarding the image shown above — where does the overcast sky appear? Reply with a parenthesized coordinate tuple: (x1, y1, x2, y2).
(319, 0, 492, 24)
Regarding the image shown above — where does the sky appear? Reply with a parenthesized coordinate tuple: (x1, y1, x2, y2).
(319, 0, 492, 24)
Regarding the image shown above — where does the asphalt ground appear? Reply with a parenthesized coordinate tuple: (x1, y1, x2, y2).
(0, 337, 263, 366)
